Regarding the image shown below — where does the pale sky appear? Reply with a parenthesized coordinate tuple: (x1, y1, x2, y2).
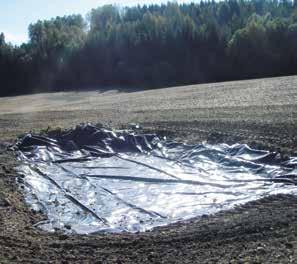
(0, 0, 193, 45)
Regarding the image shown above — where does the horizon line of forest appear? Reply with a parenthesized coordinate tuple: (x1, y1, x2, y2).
(1, 0, 297, 97)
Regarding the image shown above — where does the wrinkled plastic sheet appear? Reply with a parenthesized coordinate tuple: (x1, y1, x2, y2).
(14, 124, 297, 234)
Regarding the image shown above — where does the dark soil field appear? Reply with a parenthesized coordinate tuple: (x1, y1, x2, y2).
(1, 75, 297, 263)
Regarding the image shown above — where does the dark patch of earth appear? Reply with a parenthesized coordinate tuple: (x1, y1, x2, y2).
(1, 121, 297, 263)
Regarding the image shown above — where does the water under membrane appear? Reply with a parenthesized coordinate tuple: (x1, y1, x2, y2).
(14, 124, 297, 234)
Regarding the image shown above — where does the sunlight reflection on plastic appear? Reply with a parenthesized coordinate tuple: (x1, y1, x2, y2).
(15, 124, 297, 234)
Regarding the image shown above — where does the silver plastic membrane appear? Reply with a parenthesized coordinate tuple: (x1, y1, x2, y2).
(15, 124, 297, 234)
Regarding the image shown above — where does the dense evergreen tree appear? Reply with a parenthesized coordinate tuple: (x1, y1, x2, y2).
(1, 0, 297, 96)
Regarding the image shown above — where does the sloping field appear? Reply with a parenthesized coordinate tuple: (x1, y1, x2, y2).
(1, 76, 297, 263)
(0, 75, 296, 151)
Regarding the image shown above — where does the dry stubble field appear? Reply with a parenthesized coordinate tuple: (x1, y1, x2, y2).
(0, 76, 297, 263)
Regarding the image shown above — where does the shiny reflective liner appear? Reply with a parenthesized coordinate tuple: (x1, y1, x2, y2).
(14, 124, 297, 234)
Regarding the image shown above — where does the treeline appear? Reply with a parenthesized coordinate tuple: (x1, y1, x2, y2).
(1, 0, 297, 96)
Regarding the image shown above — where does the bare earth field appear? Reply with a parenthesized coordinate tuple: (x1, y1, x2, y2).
(1, 75, 297, 263)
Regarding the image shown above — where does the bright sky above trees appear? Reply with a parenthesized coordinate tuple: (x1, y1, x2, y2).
(0, 0, 191, 45)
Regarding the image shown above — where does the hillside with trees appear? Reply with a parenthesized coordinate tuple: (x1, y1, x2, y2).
(1, 0, 297, 96)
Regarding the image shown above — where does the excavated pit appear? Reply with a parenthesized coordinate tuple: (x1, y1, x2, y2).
(14, 124, 297, 234)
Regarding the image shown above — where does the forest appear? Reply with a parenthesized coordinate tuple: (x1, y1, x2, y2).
(1, 0, 297, 96)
